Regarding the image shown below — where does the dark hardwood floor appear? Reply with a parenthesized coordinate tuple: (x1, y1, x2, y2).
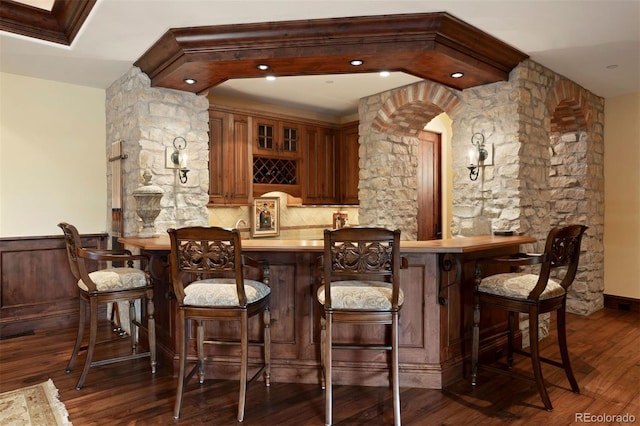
(1, 308, 638, 425)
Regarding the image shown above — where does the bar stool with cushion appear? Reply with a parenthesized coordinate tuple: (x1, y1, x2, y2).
(58, 222, 157, 390)
(471, 224, 587, 411)
(168, 226, 271, 422)
(317, 227, 405, 426)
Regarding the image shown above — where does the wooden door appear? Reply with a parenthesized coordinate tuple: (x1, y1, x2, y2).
(417, 130, 442, 240)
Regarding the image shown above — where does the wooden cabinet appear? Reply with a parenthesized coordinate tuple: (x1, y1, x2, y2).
(253, 118, 300, 158)
(209, 109, 251, 205)
(252, 118, 302, 197)
(302, 125, 337, 204)
(337, 121, 359, 205)
(208, 104, 359, 205)
(301, 122, 359, 205)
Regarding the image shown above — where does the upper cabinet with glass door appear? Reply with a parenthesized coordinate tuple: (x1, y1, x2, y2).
(253, 118, 300, 159)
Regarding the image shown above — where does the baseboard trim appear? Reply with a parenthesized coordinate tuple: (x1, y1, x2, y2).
(604, 294, 640, 313)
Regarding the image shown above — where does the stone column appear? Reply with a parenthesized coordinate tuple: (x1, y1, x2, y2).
(105, 67, 210, 237)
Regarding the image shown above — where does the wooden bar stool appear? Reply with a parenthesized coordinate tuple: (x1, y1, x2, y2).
(168, 226, 271, 422)
(58, 222, 156, 390)
(471, 224, 587, 411)
(317, 227, 405, 426)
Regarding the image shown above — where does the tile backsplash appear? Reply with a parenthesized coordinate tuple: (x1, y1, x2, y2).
(208, 192, 359, 240)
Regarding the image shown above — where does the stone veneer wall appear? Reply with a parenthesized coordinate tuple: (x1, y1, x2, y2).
(106, 68, 210, 237)
(358, 59, 604, 315)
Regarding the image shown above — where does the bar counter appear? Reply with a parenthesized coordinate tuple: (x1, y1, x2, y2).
(120, 234, 535, 389)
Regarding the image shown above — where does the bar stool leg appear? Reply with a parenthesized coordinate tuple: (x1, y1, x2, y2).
(66, 298, 85, 374)
(324, 311, 333, 426)
(529, 309, 553, 411)
(173, 313, 188, 419)
(392, 311, 401, 426)
(471, 295, 480, 386)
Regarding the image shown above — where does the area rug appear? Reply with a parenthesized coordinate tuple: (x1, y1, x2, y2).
(0, 379, 72, 425)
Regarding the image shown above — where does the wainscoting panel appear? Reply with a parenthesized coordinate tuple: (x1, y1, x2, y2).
(0, 233, 107, 338)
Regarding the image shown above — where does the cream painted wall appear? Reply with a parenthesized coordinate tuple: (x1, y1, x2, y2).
(0, 72, 107, 237)
(603, 92, 640, 298)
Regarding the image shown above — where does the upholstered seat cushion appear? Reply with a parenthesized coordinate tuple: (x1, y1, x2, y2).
(477, 272, 565, 300)
(317, 280, 404, 310)
(78, 268, 147, 292)
(183, 278, 270, 307)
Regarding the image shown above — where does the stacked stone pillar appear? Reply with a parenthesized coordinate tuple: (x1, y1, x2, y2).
(105, 67, 210, 238)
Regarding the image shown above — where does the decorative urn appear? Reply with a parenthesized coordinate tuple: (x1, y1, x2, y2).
(132, 170, 163, 238)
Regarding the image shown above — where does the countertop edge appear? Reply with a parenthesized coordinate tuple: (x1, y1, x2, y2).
(119, 235, 536, 253)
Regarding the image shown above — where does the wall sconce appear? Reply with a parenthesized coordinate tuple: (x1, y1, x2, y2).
(467, 132, 489, 181)
(166, 136, 189, 184)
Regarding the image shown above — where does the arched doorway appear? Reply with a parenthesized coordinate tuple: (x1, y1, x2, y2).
(358, 81, 460, 240)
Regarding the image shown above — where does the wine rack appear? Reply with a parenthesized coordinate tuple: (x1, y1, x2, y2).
(253, 157, 298, 185)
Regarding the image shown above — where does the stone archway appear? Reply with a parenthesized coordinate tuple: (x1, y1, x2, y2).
(359, 81, 461, 239)
(546, 78, 603, 314)
(547, 79, 591, 228)
(547, 79, 593, 133)
(371, 82, 462, 134)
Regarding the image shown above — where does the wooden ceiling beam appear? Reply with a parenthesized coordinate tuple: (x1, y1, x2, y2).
(135, 12, 528, 94)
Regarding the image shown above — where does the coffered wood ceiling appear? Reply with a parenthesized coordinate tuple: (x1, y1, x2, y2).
(0, 0, 95, 45)
(134, 13, 528, 95)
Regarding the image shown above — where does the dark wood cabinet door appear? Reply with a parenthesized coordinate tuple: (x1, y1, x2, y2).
(280, 121, 301, 157)
(253, 118, 300, 158)
(209, 109, 250, 205)
(226, 113, 250, 203)
(302, 125, 336, 204)
(337, 122, 359, 204)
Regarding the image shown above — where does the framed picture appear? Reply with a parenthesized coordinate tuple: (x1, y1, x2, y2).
(332, 212, 349, 229)
(251, 197, 280, 237)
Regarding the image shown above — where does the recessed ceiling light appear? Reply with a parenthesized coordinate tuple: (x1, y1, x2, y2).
(379, 71, 391, 77)
(257, 64, 270, 70)
(183, 78, 197, 85)
(450, 72, 464, 79)
(350, 59, 364, 66)
(266, 75, 276, 81)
